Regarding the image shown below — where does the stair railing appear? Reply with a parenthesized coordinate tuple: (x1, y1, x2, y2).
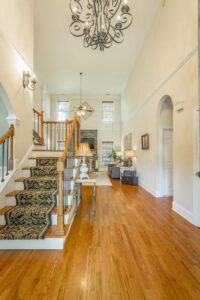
(33, 109, 69, 150)
(56, 113, 80, 235)
(0, 125, 14, 182)
(33, 109, 44, 145)
(43, 120, 68, 150)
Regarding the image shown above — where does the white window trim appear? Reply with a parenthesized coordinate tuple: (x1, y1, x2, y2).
(102, 101, 115, 123)
(56, 100, 70, 121)
(101, 141, 114, 166)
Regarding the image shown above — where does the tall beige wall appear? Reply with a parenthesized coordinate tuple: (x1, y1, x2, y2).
(121, 0, 198, 222)
(0, 0, 34, 165)
(33, 84, 51, 120)
(51, 95, 121, 167)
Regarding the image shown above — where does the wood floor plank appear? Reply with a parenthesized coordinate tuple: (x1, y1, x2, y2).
(0, 180, 200, 299)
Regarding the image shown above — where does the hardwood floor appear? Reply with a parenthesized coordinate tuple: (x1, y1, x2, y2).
(0, 180, 200, 299)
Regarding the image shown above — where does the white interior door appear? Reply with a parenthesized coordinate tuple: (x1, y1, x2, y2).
(163, 128, 173, 196)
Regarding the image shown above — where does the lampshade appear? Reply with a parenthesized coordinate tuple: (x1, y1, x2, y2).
(116, 151, 123, 157)
(124, 150, 136, 158)
(76, 143, 93, 157)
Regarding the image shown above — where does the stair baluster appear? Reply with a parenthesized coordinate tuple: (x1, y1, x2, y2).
(56, 114, 80, 235)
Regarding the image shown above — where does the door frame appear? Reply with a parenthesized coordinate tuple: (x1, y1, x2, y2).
(162, 128, 173, 197)
(193, 109, 200, 226)
(157, 126, 173, 197)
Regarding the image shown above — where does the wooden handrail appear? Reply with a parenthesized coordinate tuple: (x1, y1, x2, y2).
(0, 125, 14, 173)
(33, 108, 42, 116)
(0, 126, 14, 145)
(60, 117, 77, 162)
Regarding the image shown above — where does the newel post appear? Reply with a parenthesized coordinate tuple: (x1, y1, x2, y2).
(56, 158, 65, 235)
(8, 125, 14, 171)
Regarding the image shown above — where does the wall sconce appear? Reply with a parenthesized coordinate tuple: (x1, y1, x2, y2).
(23, 71, 37, 91)
(175, 101, 184, 112)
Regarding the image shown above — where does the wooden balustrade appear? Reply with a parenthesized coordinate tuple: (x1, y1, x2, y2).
(0, 125, 14, 182)
(33, 109, 44, 145)
(33, 109, 70, 150)
(56, 114, 80, 235)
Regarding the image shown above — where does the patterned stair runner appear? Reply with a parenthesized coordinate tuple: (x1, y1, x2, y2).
(0, 158, 59, 239)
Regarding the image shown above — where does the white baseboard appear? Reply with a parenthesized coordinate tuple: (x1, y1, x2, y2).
(139, 182, 157, 197)
(0, 238, 65, 250)
(172, 202, 194, 224)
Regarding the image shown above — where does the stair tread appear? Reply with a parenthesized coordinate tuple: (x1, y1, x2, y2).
(22, 165, 78, 170)
(28, 156, 75, 159)
(45, 225, 69, 238)
(0, 206, 13, 215)
(6, 189, 74, 198)
(15, 176, 75, 182)
(33, 149, 63, 152)
(5, 190, 22, 197)
(0, 205, 73, 216)
(51, 206, 72, 215)
(28, 156, 60, 159)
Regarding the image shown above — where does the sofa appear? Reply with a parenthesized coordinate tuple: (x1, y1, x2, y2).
(108, 164, 120, 179)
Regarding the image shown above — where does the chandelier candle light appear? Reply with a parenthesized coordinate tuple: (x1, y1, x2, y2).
(69, 0, 133, 51)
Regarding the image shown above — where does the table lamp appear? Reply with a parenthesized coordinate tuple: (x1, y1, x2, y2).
(124, 150, 136, 167)
(77, 143, 93, 179)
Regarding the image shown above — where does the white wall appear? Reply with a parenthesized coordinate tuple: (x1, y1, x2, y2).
(0, 96, 9, 136)
(33, 85, 51, 120)
(0, 0, 34, 166)
(121, 0, 198, 223)
(51, 95, 121, 167)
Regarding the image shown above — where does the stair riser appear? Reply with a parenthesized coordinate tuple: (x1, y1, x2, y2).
(0, 215, 6, 225)
(15, 180, 75, 190)
(51, 205, 76, 225)
(22, 168, 78, 178)
(22, 170, 31, 177)
(32, 151, 63, 157)
(6, 194, 74, 206)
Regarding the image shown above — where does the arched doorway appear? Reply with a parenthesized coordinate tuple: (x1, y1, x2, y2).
(0, 83, 13, 136)
(157, 96, 174, 197)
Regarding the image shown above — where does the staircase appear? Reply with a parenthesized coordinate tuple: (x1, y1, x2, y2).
(0, 112, 81, 249)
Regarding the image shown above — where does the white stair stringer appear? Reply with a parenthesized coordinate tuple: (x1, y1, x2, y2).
(0, 149, 80, 250)
(0, 221, 74, 250)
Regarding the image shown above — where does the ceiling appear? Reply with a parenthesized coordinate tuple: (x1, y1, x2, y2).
(34, 0, 160, 97)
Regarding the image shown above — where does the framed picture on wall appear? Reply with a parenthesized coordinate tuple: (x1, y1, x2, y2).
(141, 134, 149, 150)
(124, 133, 132, 150)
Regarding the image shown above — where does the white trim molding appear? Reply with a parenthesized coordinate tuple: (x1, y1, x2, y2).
(172, 202, 194, 224)
(139, 182, 158, 197)
(193, 108, 200, 226)
(6, 114, 21, 126)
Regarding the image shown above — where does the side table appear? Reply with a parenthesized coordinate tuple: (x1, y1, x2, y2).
(75, 178, 97, 216)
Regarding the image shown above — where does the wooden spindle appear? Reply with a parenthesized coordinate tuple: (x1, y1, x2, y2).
(57, 159, 65, 235)
(8, 125, 14, 171)
(40, 111, 44, 145)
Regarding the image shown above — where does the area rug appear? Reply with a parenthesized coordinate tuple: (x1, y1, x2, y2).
(82, 172, 112, 186)
(0, 158, 58, 240)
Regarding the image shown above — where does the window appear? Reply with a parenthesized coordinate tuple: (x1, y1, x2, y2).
(102, 101, 114, 123)
(57, 101, 70, 121)
(102, 141, 114, 165)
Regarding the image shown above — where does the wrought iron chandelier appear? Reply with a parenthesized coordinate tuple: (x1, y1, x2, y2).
(69, 0, 133, 51)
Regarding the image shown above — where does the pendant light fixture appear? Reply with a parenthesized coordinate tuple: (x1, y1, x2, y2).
(69, 0, 133, 51)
